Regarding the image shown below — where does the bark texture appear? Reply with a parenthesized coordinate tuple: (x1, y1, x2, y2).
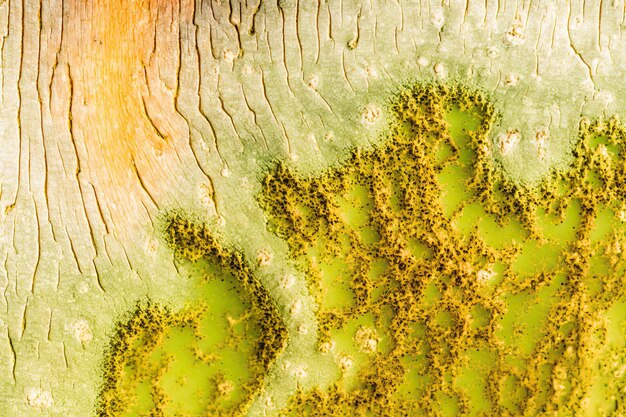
(0, 0, 625, 415)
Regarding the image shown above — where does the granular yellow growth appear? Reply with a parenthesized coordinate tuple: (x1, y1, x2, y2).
(96, 215, 287, 417)
(260, 83, 626, 416)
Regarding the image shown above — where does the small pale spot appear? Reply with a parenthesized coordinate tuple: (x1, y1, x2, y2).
(354, 326, 380, 354)
(497, 129, 521, 156)
(281, 274, 296, 289)
(217, 380, 234, 397)
(338, 354, 354, 371)
(209, 64, 220, 77)
(486, 46, 499, 58)
(430, 10, 445, 29)
(26, 389, 53, 409)
(290, 299, 303, 315)
(614, 364, 626, 378)
(292, 364, 308, 379)
(257, 250, 272, 266)
(611, 239, 622, 255)
(363, 64, 378, 79)
(306, 75, 319, 90)
(77, 282, 90, 294)
(504, 72, 520, 87)
(433, 62, 447, 78)
(222, 48, 237, 62)
(239, 177, 253, 191)
(70, 319, 93, 344)
(362, 105, 382, 125)
(535, 129, 549, 160)
(319, 340, 336, 353)
(417, 56, 430, 67)
(504, 20, 525, 45)
(145, 236, 159, 257)
(598, 144, 609, 159)
(476, 266, 496, 284)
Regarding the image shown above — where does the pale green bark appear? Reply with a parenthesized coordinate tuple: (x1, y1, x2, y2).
(0, 0, 625, 415)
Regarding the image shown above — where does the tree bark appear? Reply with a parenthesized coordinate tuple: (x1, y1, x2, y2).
(0, 0, 624, 415)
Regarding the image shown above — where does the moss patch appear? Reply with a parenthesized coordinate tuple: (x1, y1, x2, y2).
(260, 83, 626, 416)
(96, 215, 288, 417)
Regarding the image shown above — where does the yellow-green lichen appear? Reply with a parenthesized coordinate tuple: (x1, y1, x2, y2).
(96, 215, 288, 417)
(259, 83, 626, 416)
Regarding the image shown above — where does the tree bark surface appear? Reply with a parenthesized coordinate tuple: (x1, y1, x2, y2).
(0, 0, 625, 415)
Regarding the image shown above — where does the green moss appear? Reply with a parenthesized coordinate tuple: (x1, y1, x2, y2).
(96, 82, 626, 416)
(96, 215, 288, 417)
(259, 83, 626, 416)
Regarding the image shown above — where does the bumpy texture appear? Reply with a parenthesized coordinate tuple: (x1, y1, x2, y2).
(98, 82, 626, 416)
(97, 215, 287, 416)
(258, 83, 626, 416)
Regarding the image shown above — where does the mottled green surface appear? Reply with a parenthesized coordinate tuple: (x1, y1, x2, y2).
(259, 84, 626, 416)
(99, 82, 626, 416)
(3, 3, 626, 416)
(97, 217, 287, 416)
